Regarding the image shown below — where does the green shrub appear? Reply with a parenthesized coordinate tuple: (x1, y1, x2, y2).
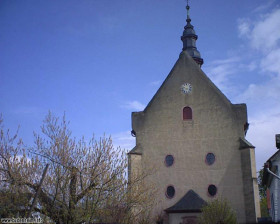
(199, 198, 238, 224)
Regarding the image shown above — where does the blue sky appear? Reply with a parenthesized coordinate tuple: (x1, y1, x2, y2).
(1, 0, 279, 170)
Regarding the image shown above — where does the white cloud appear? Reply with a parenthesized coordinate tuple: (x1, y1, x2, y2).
(149, 80, 162, 87)
(235, 7, 280, 170)
(253, 0, 276, 13)
(210, 57, 240, 65)
(121, 101, 145, 111)
(247, 61, 257, 72)
(238, 19, 251, 38)
(239, 9, 280, 52)
(208, 63, 235, 87)
(111, 131, 135, 150)
(235, 75, 280, 171)
(247, 109, 280, 170)
(236, 7, 280, 103)
(237, 76, 280, 102)
(261, 48, 280, 76)
(203, 57, 240, 94)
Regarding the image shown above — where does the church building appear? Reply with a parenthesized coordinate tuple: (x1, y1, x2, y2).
(128, 3, 260, 224)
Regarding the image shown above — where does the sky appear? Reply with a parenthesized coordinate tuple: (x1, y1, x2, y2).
(0, 0, 280, 171)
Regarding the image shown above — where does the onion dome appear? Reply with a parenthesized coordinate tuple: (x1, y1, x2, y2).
(181, 1, 204, 67)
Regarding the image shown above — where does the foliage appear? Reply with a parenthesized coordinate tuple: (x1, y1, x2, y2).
(258, 168, 269, 217)
(258, 168, 267, 199)
(260, 197, 269, 217)
(0, 112, 154, 224)
(0, 189, 32, 218)
(198, 198, 238, 224)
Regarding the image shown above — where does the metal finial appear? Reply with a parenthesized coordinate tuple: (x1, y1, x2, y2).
(186, 0, 191, 22)
(186, 0, 190, 17)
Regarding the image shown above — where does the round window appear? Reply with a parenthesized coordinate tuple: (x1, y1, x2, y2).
(208, 184, 217, 197)
(206, 153, 215, 165)
(166, 186, 175, 198)
(165, 155, 174, 167)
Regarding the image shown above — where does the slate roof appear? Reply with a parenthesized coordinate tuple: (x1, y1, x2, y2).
(165, 190, 207, 213)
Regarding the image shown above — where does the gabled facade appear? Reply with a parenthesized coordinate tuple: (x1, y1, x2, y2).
(128, 3, 260, 224)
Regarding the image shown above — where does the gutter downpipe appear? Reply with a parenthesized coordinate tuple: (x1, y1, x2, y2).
(266, 167, 279, 221)
(266, 168, 280, 180)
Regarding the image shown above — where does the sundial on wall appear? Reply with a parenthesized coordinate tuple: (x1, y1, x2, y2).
(181, 83, 192, 94)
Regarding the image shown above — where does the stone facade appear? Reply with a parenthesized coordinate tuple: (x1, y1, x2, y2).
(128, 51, 260, 223)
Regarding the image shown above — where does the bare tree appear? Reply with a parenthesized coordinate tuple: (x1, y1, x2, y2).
(0, 112, 154, 224)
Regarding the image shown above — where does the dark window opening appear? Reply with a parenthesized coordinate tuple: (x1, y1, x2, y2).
(183, 107, 192, 120)
(166, 186, 175, 198)
(206, 153, 215, 165)
(208, 184, 217, 197)
(244, 122, 249, 136)
(165, 155, 174, 167)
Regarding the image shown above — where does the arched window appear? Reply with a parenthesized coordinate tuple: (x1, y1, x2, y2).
(183, 106, 192, 120)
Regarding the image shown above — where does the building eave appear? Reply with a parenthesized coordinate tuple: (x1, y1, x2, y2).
(127, 145, 143, 155)
(165, 190, 207, 214)
(239, 137, 255, 150)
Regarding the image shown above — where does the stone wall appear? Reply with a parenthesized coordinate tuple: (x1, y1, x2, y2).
(129, 52, 260, 223)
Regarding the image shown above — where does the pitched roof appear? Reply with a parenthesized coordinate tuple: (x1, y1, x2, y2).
(262, 150, 280, 187)
(266, 149, 280, 162)
(127, 145, 142, 155)
(165, 189, 207, 213)
(239, 137, 255, 150)
(143, 52, 232, 114)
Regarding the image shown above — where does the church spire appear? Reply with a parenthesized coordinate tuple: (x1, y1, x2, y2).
(181, 0, 204, 67)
